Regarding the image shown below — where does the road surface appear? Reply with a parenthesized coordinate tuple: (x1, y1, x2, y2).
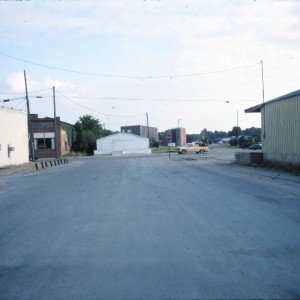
(0, 153, 300, 299)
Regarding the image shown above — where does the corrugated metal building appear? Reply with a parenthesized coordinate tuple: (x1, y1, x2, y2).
(94, 132, 151, 155)
(245, 89, 300, 166)
(121, 125, 158, 143)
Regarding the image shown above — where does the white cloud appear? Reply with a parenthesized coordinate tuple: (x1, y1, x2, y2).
(0, 0, 299, 132)
(5, 72, 38, 93)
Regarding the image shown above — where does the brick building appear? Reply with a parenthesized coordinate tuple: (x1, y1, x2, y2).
(165, 127, 186, 146)
(30, 114, 73, 159)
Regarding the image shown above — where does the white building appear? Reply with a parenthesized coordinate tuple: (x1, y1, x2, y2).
(94, 132, 151, 155)
(0, 107, 29, 167)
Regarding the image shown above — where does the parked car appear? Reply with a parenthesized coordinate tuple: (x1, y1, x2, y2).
(176, 142, 209, 154)
(248, 144, 262, 150)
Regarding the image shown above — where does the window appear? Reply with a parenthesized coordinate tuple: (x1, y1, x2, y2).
(33, 132, 55, 150)
(35, 138, 55, 150)
(31, 121, 54, 128)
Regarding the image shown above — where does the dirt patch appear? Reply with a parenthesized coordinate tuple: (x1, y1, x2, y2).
(0, 162, 37, 176)
(0, 159, 71, 177)
(172, 145, 237, 164)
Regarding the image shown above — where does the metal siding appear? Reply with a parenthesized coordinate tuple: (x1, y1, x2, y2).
(120, 125, 158, 141)
(264, 95, 300, 163)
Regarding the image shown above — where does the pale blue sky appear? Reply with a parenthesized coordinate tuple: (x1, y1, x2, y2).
(1, 0, 299, 133)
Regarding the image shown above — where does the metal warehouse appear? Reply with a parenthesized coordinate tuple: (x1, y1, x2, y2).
(94, 132, 151, 155)
(120, 125, 158, 143)
(245, 89, 300, 166)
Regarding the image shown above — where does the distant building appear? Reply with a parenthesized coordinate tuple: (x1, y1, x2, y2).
(121, 125, 158, 144)
(165, 128, 186, 146)
(94, 132, 151, 155)
(30, 114, 74, 159)
(0, 107, 29, 167)
(61, 121, 75, 153)
(245, 89, 300, 166)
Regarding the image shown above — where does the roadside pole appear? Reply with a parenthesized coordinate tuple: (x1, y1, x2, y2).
(166, 134, 173, 159)
(24, 70, 35, 161)
(168, 142, 175, 159)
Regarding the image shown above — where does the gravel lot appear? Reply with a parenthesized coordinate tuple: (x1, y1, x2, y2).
(1, 145, 299, 186)
(172, 145, 300, 189)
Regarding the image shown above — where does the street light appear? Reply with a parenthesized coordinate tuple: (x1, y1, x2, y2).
(226, 101, 239, 129)
(1, 96, 42, 103)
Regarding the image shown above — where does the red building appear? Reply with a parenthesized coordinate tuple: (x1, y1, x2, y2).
(30, 114, 74, 159)
(165, 127, 186, 146)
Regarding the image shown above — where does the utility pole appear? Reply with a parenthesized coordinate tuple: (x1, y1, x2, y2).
(261, 60, 266, 138)
(24, 70, 35, 161)
(53, 86, 58, 159)
(146, 112, 150, 147)
(261, 60, 265, 104)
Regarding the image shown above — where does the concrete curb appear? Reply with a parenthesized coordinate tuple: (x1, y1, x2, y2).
(35, 158, 69, 170)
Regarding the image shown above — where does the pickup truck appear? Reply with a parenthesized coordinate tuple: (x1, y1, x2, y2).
(176, 142, 209, 154)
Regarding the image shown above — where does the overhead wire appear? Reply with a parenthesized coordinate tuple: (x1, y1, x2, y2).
(56, 90, 144, 118)
(1, 93, 259, 103)
(55, 96, 258, 103)
(0, 52, 260, 119)
(0, 87, 53, 95)
(0, 52, 260, 79)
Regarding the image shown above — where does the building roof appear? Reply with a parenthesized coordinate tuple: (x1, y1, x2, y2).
(121, 125, 158, 130)
(245, 89, 300, 113)
(61, 121, 74, 128)
(97, 132, 149, 141)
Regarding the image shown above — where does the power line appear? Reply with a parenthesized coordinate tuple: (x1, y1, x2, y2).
(1, 92, 260, 102)
(1, 90, 259, 104)
(56, 96, 258, 103)
(31, 94, 258, 103)
(56, 90, 143, 118)
(0, 52, 260, 79)
(0, 88, 52, 95)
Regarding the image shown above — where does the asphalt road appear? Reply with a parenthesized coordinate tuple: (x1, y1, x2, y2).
(0, 153, 300, 299)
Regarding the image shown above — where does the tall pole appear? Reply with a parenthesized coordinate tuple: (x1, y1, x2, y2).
(24, 70, 35, 161)
(261, 60, 265, 104)
(237, 110, 239, 128)
(261, 60, 266, 138)
(53, 86, 58, 159)
(146, 112, 150, 147)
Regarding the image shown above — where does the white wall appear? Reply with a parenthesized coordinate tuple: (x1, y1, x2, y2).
(94, 133, 151, 155)
(0, 107, 29, 167)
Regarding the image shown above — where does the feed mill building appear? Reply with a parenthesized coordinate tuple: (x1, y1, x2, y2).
(245, 89, 300, 166)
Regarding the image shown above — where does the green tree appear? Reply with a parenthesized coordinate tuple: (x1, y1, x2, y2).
(186, 134, 201, 143)
(213, 130, 227, 139)
(228, 126, 242, 137)
(200, 128, 214, 144)
(243, 127, 261, 142)
(158, 132, 166, 142)
(73, 115, 104, 155)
